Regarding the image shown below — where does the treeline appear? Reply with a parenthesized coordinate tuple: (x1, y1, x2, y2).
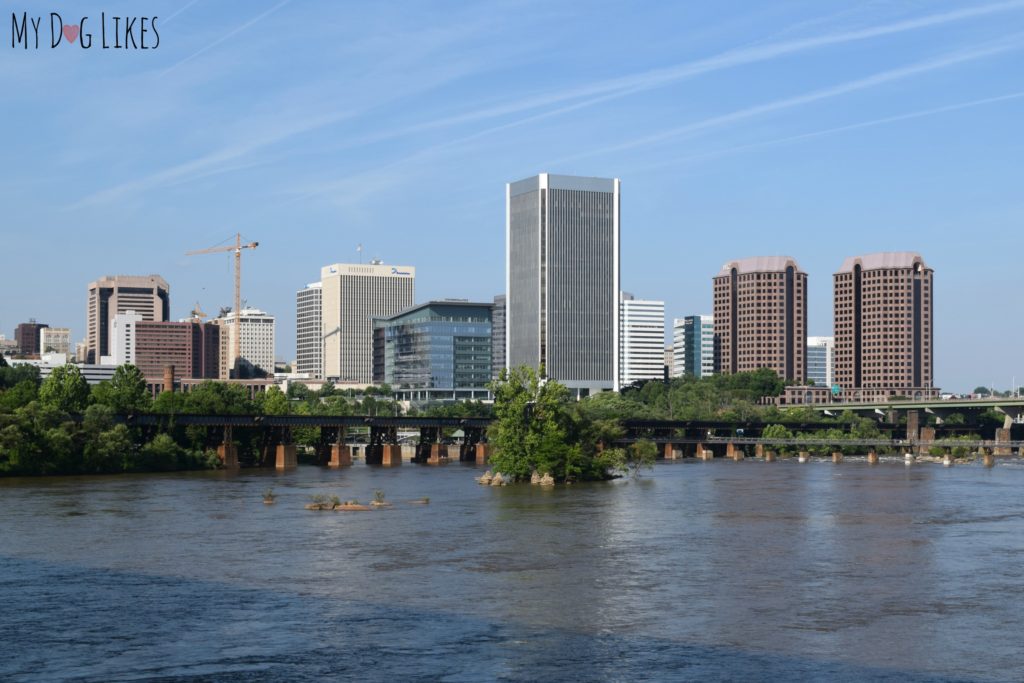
(0, 357, 493, 476)
(0, 360, 228, 475)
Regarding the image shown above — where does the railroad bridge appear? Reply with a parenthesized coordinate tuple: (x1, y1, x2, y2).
(115, 406, 1024, 469)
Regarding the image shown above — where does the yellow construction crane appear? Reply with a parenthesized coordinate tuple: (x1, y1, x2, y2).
(186, 233, 259, 377)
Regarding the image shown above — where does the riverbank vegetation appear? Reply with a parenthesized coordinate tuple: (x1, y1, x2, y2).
(0, 354, 1002, 477)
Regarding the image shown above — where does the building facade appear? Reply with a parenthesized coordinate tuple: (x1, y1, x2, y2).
(215, 307, 275, 379)
(713, 256, 807, 382)
(506, 173, 620, 394)
(672, 315, 716, 378)
(295, 282, 323, 378)
(321, 262, 415, 384)
(108, 311, 143, 366)
(15, 320, 48, 356)
(86, 275, 170, 363)
(38, 327, 70, 356)
(806, 336, 835, 389)
(833, 252, 934, 401)
(133, 321, 221, 381)
(373, 301, 493, 402)
(620, 293, 665, 386)
(491, 294, 506, 380)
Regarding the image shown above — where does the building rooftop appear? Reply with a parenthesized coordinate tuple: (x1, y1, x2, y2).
(376, 300, 494, 322)
(716, 256, 803, 277)
(836, 252, 928, 273)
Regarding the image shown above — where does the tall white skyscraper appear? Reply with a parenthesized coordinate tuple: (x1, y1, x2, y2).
(321, 262, 415, 383)
(506, 173, 620, 394)
(216, 307, 275, 378)
(620, 293, 665, 386)
(806, 336, 835, 389)
(673, 315, 715, 378)
(107, 311, 143, 366)
(295, 282, 323, 378)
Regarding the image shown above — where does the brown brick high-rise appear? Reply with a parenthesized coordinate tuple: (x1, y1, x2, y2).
(86, 275, 170, 364)
(713, 256, 806, 382)
(833, 252, 934, 401)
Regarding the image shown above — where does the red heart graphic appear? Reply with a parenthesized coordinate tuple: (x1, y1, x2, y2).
(62, 25, 79, 45)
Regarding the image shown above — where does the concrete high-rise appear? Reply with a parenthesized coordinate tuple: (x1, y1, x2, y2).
(673, 315, 716, 378)
(834, 252, 934, 401)
(506, 173, 620, 394)
(215, 307, 275, 379)
(39, 327, 70, 356)
(806, 336, 835, 389)
(86, 275, 170, 363)
(295, 282, 323, 378)
(321, 262, 415, 384)
(620, 293, 665, 386)
(713, 256, 807, 382)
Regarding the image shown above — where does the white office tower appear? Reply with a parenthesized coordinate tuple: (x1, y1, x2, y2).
(217, 307, 276, 378)
(506, 173, 620, 395)
(673, 315, 715, 378)
(321, 262, 415, 383)
(106, 311, 143, 366)
(295, 282, 323, 378)
(806, 336, 835, 389)
(620, 293, 666, 386)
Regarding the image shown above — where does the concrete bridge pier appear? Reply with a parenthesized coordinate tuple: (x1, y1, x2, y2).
(867, 450, 879, 465)
(426, 442, 447, 465)
(275, 428, 297, 469)
(475, 443, 491, 465)
(798, 451, 810, 463)
(832, 451, 844, 464)
(994, 428, 1013, 456)
(755, 444, 765, 458)
(382, 444, 403, 467)
(217, 425, 239, 469)
(727, 442, 743, 461)
(982, 450, 996, 468)
(275, 443, 297, 469)
(918, 426, 936, 456)
(764, 450, 777, 463)
(696, 443, 712, 460)
(328, 427, 351, 467)
(906, 410, 921, 443)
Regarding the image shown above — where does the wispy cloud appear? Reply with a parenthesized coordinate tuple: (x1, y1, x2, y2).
(162, 0, 205, 25)
(161, 0, 293, 76)
(338, 0, 1024, 142)
(632, 91, 1024, 173)
(556, 36, 1024, 163)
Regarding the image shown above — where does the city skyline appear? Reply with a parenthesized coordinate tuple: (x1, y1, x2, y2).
(2, 1, 1023, 392)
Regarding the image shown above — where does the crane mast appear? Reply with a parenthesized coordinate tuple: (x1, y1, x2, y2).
(186, 233, 259, 377)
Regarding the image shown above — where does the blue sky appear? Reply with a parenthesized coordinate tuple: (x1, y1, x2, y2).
(1, 0, 1022, 392)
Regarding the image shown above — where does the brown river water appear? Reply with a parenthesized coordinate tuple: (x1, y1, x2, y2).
(2, 457, 1023, 681)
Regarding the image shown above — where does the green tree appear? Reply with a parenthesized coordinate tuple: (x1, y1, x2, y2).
(38, 364, 90, 413)
(0, 379, 38, 413)
(91, 364, 151, 414)
(183, 381, 253, 414)
(129, 433, 181, 471)
(256, 386, 290, 415)
(488, 367, 534, 480)
(627, 439, 658, 478)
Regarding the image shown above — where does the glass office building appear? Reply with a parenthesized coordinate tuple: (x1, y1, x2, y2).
(373, 301, 493, 402)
